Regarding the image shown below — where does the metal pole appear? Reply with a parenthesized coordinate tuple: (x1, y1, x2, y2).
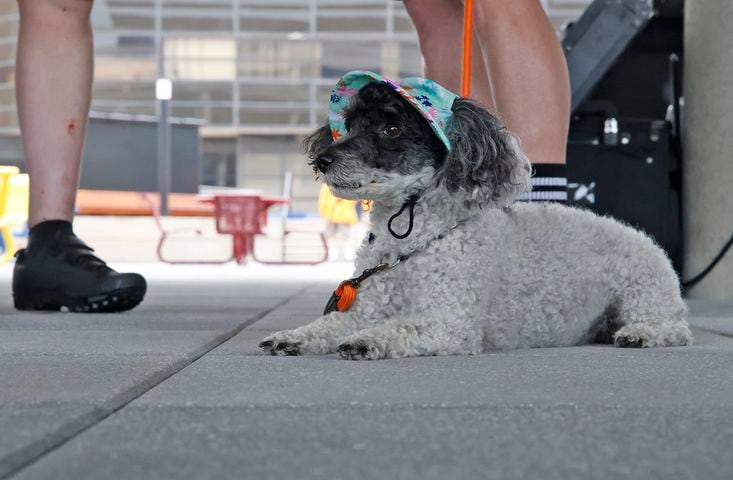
(386, 0, 394, 39)
(155, 0, 171, 216)
(233, 0, 240, 128)
(157, 97, 171, 216)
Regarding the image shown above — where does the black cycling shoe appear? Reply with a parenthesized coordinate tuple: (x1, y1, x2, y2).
(12, 220, 146, 313)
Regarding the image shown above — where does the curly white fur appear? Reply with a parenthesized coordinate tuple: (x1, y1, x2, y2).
(260, 100, 692, 360)
(260, 189, 692, 359)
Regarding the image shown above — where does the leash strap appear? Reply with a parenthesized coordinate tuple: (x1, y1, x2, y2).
(461, 0, 474, 97)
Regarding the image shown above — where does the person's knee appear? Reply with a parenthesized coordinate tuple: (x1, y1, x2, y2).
(18, 0, 94, 27)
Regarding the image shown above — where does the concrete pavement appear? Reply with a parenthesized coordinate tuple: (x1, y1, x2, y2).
(1, 262, 732, 480)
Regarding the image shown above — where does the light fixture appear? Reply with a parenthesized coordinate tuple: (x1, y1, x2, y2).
(156, 78, 173, 101)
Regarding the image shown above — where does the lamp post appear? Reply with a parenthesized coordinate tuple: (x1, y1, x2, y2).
(156, 78, 172, 216)
(154, 0, 171, 216)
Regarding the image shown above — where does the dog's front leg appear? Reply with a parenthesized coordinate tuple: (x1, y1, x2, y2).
(337, 313, 483, 360)
(259, 312, 361, 356)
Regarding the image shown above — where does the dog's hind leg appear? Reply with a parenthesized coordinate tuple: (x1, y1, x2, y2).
(259, 312, 362, 356)
(336, 313, 483, 360)
(611, 283, 693, 348)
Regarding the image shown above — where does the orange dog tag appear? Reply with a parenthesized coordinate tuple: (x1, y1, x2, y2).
(334, 281, 357, 311)
(324, 280, 357, 314)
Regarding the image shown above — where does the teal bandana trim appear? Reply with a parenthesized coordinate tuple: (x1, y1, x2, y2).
(328, 70, 459, 151)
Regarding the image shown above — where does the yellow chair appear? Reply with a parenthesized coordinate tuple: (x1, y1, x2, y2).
(0, 167, 21, 223)
(0, 172, 30, 262)
(0, 166, 20, 202)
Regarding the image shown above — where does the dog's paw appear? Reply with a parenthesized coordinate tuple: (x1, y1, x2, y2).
(337, 336, 387, 360)
(613, 324, 651, 348)
(259, 332, 304, 356)
(614, 322, 693, 348)
(614, 334, 646, 348)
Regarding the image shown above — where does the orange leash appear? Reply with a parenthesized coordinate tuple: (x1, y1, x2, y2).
(461, 0, 474, 98)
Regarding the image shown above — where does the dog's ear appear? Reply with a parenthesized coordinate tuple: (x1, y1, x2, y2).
(439, 98, 530, 207)
(303, 121, 333, 160)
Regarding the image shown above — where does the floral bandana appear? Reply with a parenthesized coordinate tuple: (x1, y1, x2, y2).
(328, 70, 459, 151)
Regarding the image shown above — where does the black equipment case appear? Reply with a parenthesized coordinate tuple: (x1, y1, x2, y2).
(566, 116, 682, 273)
(563, 0, 684, 273)
(563, 0, 684, 113)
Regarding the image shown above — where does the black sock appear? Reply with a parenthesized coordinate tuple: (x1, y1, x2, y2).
(517, 164, 567, 203)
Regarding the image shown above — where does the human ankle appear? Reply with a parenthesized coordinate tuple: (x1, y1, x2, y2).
(28, 220, 74, 249)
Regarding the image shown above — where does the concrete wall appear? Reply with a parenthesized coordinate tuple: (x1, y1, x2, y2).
(683, 0, 733, 299)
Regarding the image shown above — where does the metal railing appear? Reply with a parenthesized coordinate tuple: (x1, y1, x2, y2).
(0, 0, 591, 136)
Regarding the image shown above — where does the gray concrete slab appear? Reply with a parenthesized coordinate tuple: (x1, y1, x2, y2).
(0, 356, 177, 477)
(11, 404, 733, 480)
(238, 284, 332, 333)
(118, 329, 733, 410)
(686, 300, 733, 336)
(686, 299, 733, 318)
(0, 263, 333, 479)
(0, 311, 253, 331)
(0, 330, 234, 356)
(2, 263, 733, 480)
(690, 317, 733, 337)
(10, 326, 733, 480)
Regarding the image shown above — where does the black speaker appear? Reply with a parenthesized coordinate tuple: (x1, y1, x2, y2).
(567, 116, 682, 273)
(564, 0, 684, 274)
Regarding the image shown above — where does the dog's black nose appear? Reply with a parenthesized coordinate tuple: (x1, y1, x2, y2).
(315, 154, 335, 173)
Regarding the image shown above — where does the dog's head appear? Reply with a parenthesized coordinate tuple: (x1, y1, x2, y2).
(305, 82, 530, 208)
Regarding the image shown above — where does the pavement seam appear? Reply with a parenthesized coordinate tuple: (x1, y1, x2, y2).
(693, 326, 733, 340)
(0, 287, 308, 480)
(114, 403, 733, 414)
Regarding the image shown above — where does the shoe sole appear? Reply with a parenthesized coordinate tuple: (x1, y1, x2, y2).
(13, 285, 146, 313)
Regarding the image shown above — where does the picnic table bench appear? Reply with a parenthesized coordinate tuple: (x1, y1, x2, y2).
(76, 189, 326, 265)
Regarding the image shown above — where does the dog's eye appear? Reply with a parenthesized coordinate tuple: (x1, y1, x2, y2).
(383, 125, 401, 138)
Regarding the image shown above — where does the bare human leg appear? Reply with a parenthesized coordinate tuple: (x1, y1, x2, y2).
(472, 0, 570, 165)
(13, 0, 147, 313)
(403, 0, 569, 166)
(16, 0, 94, 227)
(403, 0, 496, 111)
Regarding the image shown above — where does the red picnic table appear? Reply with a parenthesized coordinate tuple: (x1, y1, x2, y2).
(197, 192, 289, 264)
(79, 189, 327, 265)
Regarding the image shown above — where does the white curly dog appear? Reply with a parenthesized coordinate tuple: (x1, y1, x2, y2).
(259, 80, 692, 360)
